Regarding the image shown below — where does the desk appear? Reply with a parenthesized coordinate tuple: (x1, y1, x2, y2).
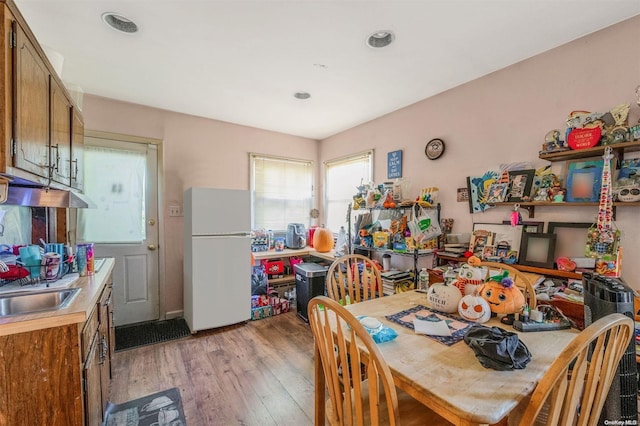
(314, 291, 580, 426)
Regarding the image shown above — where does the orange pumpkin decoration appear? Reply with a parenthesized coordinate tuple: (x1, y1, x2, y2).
(479, 271, 525, 315)
(313, 226, 334, 252)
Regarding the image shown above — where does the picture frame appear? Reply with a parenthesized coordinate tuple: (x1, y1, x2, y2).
(507, 169, 535, 202)
(519, 232, 557, 268)
(486, 183, 509, 203)
(466, 171, 500, 213)
(547, 222, 592, 260)
(502, 220, 544, 233)
(472, 223, 523, 261)
(564, 157, 613, 202)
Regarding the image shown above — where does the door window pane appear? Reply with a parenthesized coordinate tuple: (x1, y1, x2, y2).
(78, 145, 146, 243)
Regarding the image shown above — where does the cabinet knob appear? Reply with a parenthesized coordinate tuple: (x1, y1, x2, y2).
(147, 244, 157, 251)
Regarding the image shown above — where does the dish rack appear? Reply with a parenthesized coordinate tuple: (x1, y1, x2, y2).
(0, 259, 74, 287)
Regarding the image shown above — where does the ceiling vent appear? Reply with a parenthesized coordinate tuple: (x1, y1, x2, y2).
(102, 12, 139, 34)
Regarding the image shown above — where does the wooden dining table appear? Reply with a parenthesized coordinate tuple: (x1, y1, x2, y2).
(313, 290, 580, 426)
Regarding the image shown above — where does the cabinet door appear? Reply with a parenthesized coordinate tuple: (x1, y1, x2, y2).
(13, 21, 50, 178)
(71, 106, 84, 190)
(50, 77, 72, 185)
(83, 332, 103, 426)
(99, 287, 112, 412)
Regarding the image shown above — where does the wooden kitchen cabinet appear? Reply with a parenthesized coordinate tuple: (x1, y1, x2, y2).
(0, 272, 114, 426)
(50, 76, 73, 186)
(12, 17, 50, 179)
(0, 0, 84, 189)
(71, 107, 85, 191)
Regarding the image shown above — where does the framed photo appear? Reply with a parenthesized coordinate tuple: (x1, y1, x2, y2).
(457, 187, 469, 202)
(502, 221, 544, 233)
(472, 223, 523, 261)
(486, 183, 509, 203)
(564, 157, 612, 202)
(507, 169, 535, 202)
(519, 233, 557, 268)
(547, 222, 591, 259)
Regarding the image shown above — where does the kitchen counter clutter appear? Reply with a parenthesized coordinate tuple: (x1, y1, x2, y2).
(0, 258, 115, 335)
(0, 258, 115, 425)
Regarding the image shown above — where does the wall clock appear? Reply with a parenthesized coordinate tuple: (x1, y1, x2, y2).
(425, 138, 445, 160)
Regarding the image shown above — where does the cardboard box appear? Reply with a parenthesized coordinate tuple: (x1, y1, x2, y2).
(262, 259, 284, 276)
(251, 305, 272, 321)
(269, 296, 290, 315)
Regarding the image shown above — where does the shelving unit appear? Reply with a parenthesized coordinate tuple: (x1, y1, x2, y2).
(489, 141, 640, 217)
(253, 248, 336, 296)
(349, 203, 440, 287)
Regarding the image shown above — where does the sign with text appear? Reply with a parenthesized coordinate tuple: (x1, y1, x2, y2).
(387, 150, 402, 179)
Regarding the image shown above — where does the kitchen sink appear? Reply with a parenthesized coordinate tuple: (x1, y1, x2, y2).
(0, 288, 81, 317)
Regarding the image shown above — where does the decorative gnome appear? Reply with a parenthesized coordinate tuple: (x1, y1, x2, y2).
(479, 271, 525, 325)
(452, 256, 485, 296)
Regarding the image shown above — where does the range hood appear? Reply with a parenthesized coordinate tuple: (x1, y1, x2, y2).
(4, 185, 94, 208)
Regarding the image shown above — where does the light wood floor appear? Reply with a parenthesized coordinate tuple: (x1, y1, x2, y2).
(110, 311, 316, 425)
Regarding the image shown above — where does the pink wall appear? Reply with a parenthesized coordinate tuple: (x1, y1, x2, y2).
(321, 15, 640, 289)
(83, 96, 318, 314)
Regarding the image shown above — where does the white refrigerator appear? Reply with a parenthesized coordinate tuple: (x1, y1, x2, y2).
(184, 187, 251, 332)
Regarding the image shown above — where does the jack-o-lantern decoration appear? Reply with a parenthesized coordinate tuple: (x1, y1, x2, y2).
(427, 282, 462, 313)
(452, 257, 485, 296)
(479, 271, 525, 315)
(458, 292, 491, 323)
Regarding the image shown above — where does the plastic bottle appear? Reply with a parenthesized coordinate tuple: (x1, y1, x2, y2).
(418, 268, 429, 291)
(267, 230, 274, 250)
(444, 266, 456, 286)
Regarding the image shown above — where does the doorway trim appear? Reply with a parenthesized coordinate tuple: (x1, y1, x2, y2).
(80, 129, 168, 320)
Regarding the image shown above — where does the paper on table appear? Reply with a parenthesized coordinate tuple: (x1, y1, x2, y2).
(413, 317, 452, 337)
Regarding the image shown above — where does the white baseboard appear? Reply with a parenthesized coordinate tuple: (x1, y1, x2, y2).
(165, 310, 184, 320)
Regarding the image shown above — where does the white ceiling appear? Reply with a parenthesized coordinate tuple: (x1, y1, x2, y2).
(14, 1, 640, 140)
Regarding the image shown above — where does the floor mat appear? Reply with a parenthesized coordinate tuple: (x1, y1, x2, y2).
(104, 387, 186, 426)
(115, 318, 191, 352)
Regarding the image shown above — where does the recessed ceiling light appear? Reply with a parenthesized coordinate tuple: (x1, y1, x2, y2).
(367, 30, 394, 48)
(294, 92, 311, 100)
(101, 12, 138, 34)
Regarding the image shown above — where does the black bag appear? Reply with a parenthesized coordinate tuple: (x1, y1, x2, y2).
(463, 325, 531, 371)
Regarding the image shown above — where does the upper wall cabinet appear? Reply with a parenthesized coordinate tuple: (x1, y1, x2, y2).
(71, 107, 84, 191)
(13, 19, 50, 179)
(0, 0, 84, 190)
(51, 76, 72, 185)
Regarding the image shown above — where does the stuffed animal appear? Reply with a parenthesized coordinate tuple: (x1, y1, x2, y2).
(479, 271, 525, 315)
(451, 256, 485, 296)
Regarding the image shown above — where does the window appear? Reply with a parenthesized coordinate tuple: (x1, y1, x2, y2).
(78, 144, 148, 243)
(324, 150, 373, 232)
(250, 154, 313, 230)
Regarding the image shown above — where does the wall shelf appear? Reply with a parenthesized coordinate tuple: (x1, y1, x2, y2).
(489, 201, 640, 219)
(538, 140, 640, 162)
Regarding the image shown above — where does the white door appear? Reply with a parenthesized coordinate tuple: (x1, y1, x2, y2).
(78, 134, 160, 326)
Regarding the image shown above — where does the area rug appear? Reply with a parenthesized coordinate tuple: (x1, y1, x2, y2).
(104, 387, 186, 426)
(115, 318, 191, 352)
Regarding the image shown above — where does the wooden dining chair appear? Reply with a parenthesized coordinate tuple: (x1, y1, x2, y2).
(479, 261, 537, 308)
(516, 313, 634, 426)
(308, 296, 452, 426)
(326, 254, 383, 305)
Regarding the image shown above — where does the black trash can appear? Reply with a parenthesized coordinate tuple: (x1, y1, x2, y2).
(294, 262, 328, 322)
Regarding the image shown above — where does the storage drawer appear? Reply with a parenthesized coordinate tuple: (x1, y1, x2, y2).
(81, 305, 98, 361)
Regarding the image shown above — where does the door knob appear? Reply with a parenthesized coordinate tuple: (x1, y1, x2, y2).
(147, 244, 157, 251)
